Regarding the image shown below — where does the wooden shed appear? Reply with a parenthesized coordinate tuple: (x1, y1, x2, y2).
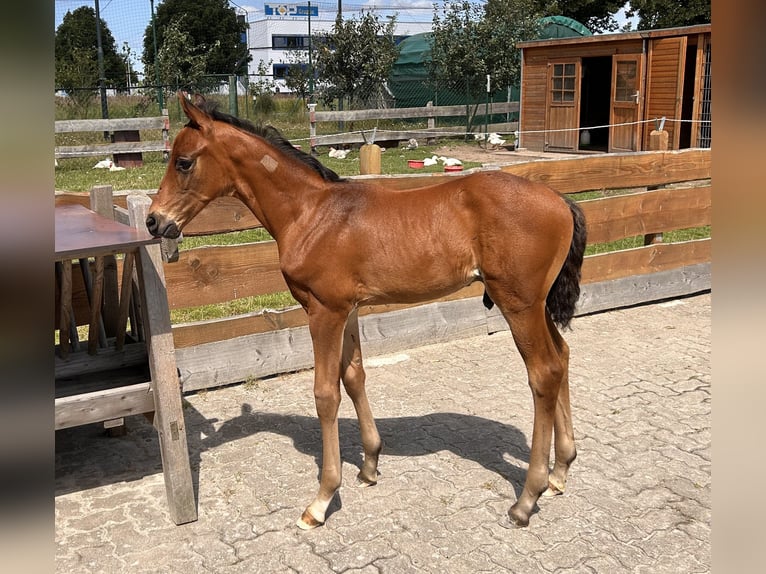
(516, 24, 711, 153)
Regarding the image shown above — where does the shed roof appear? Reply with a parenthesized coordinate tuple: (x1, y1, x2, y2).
(517, 23, 710, 49)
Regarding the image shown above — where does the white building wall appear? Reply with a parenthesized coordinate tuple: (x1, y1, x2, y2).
(246, 9, 431, 93)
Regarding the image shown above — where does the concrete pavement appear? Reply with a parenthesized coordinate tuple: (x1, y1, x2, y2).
(55, 293, 711, 573)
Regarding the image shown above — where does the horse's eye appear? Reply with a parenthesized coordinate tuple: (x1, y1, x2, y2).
(176, 158, 194, 173)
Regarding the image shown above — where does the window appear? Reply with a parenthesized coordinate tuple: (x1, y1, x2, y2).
(614, 61, 638, 102)
(272, 35, 310, 50)
(551, 63, 576, 103)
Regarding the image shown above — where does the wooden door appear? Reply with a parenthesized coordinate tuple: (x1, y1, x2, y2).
(609, 54, 644, 152)
(545, 59, 581, 151)
(643, 36, 687, 149)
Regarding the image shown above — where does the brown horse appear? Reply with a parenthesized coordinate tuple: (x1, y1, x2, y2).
(147, 93, 587, 529)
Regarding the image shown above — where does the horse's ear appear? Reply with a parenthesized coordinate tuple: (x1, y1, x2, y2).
(178, 91, 210, 130)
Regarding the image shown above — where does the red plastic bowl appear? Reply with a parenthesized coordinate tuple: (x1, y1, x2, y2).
(444, 164, 463, 172)
(408, 160, 425, 169)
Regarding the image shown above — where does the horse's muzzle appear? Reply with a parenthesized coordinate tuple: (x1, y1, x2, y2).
(146, 213, 180, 239)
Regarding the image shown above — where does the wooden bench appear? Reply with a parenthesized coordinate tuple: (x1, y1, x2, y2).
(55, 111, 171, 167)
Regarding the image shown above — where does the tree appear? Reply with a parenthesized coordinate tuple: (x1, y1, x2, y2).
(314, 12, 399, 108)
(625, 0, 710, 30)
(142, 0, 249, 79)
(429, 1, 540, 110)
(532, 0, 626, 33)
(144, 16, 209, 96)
(282, 50, 314, 105)
(55, 6, 126, 92)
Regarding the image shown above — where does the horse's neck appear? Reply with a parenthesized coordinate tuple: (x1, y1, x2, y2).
(231, 142, 327, 241)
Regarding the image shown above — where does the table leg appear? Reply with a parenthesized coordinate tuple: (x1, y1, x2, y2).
(87, 256, 105, 355)
(57, 260, 72, 358)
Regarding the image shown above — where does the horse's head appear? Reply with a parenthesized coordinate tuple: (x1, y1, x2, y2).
(146, 92, 233, 238)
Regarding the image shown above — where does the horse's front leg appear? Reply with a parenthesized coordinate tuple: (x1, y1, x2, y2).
(341, 309, 382, 486)
(297, 305, 348, 530)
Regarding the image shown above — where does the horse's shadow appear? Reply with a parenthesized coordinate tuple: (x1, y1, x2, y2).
(55, 402, 532, 507)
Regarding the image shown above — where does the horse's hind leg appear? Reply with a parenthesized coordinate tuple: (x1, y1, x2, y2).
(542, 313, 577, 497)
(501, 302, 566, 527)
(341, 309, 382, 486)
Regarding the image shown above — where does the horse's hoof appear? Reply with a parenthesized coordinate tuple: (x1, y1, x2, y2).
(541, 482, 565, 498)
(355, 472, 378, 488)
(508, 506, 530, 528)
(296, 509, 324, 530)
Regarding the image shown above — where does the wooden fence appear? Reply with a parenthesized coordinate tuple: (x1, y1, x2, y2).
(308, 101, 519, 148)
(55, 148, 711, 393)
(55, 113, 171, 167)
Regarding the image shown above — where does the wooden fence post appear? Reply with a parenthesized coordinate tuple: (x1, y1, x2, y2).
(308, 103, 317, 155)
(90, 185, 120, 337)
(645, 118, 668, 245)
(359, 144, 382, 175)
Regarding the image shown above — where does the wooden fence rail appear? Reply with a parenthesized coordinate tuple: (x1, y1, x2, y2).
(309, 101, 520, 148)
(55, 148, 711, 392)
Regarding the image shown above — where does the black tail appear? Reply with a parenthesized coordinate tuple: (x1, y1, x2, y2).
(546, 196, 587, 329)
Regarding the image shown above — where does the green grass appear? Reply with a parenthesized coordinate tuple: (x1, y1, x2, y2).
(55, 144, 481, 193)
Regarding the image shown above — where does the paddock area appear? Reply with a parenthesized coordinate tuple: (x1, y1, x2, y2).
(55, 292, 710, 573)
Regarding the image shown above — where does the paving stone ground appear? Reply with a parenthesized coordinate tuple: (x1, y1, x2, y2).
(55, 293, 711, 573)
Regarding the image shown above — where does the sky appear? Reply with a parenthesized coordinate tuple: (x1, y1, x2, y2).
(54, 1, 636, 76)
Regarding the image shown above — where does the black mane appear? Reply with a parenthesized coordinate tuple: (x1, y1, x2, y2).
(194, 99, 344, 183)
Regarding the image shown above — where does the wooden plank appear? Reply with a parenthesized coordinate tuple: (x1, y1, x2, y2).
(55, 141, 169, 158)
(313, 101, 519, 122)
(500, 148, 711, 193)
(581, 238, 711, 284)
(576, 262, 710, 316)
(55, 382, 154, 430)
(485, 261, 711, 333)
(128, 195, 197, 525)
(172, 306, 307, 348)
(55, 117, 167, 133)
(311, 123, 518, 147)
(170, 282, 485, 348)
(162, 241, 286, 309)
(55, 342, 148, 379)
(175, 296, 489, 392)
(176, 326, 315, 392)
(182, 196, 263, 236)
(580, 185, 711, 244)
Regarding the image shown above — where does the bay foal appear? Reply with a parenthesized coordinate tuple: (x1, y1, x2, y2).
(146, 93, 587, 529)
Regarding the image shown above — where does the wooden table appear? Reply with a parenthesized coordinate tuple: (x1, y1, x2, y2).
(55, 202, 197, 525)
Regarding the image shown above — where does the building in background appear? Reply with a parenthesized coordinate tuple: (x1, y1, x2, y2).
(247, 3, 431, 93)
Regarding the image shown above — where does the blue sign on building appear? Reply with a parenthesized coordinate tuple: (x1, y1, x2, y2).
(264, 4, 319, 17)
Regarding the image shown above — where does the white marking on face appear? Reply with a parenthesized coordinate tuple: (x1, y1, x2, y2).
(261, 154, 279, 172)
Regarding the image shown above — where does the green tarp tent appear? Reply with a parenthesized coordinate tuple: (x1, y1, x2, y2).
(388, 16, 591, 108)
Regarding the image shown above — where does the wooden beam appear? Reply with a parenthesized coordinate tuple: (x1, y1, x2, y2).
(500, 148, 711, 193)
(55, 382, 154, 430)
(580, 185, 711, 244)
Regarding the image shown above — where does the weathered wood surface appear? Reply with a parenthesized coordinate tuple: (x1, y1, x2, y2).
(56, 141, 169, 158)
(55, 382, 155, 430)
(162, 241, 285, 309)
(499, 149, 711, 193)
(581, 239, 711, 283)
(313, 101, 519, 122)
(127, 195, 197, 525)
(55, 117, 167, 133)
(175, 262, 711, 392)
(55, 115, 170, 160)
(579, 185, 711, 244)
(55, 341, 148, 379)
(310, 123, 519, 147)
